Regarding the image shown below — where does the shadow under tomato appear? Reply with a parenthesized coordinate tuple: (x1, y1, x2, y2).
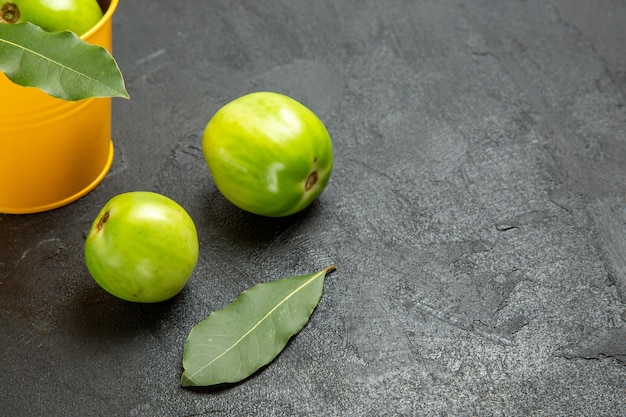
(62, 279, 187, 343)
(198, 187, 323, 247)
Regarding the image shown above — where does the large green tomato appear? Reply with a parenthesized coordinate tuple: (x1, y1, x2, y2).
(84, 192, 199, 303)
(0, 0, 103, 36)
(202, 92, 333, 217)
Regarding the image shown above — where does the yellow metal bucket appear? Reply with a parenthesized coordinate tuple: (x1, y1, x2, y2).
(0, 0, 119, 214)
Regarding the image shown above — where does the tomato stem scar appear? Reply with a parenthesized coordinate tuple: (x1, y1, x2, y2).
(0, 3, 20, 24)
(305, 171, 318, 191)
(97, 211, 110, 231)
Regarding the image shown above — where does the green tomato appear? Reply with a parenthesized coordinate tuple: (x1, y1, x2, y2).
(0, 0, 103, 36)
(202, 92, 333, 217)
(84, 192, 199, 303)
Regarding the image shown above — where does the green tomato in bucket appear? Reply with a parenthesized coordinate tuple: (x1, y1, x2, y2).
(84, 192, 199, 303)
(0, 0, 104, 36)
(202, 92, 333, 217)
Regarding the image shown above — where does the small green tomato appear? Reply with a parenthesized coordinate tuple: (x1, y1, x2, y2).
(202, 92, 333, 217)
(84, 192, 199, 303)
(1, 0, 104, 36)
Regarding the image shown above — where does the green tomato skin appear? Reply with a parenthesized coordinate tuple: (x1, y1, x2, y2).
(84, 192, 199, 303)
(203, 92, 333, 217)
(8, 0, 103, 36)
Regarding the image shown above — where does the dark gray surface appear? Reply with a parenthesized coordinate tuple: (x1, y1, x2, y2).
(1, 0, 625, 415)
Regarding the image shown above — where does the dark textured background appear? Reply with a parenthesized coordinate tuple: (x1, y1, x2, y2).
(1, 0, 625, 415)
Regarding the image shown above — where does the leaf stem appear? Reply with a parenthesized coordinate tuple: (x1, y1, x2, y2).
(324, 265, 337, 275)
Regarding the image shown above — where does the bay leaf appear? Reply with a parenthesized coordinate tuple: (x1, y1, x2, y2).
(181, 265, 336, 387)
(0, 22, 129, 101)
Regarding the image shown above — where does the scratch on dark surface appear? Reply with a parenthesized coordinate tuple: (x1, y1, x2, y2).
(495, 210, 552, 231)
(349, 156, 397, 184)
(445, 239, 494, 264)
(1, 239, 64, 297)
(18, 238, 63, 264)
(554, 326, 626, 364)
(606, 272, 619, 288)
(0, 238, 67, 338)
(180, 144, 203, 158)
(548, 189, 575, 214)
(135, 48, 167, 65)
(411, 296, 513, 347)
(471, 50, 494, 57)
(495, 223, 518, 231)
(494, 269, 530, 312)
(590, 198, 626, 302)
(501, 315, 530, 336)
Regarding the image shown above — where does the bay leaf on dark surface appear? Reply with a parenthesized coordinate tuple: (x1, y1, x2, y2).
(181, 266, 336, 387)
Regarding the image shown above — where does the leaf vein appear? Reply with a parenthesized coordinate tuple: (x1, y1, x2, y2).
(0, 36, 112, 90)
(185, 269, 326, 382)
